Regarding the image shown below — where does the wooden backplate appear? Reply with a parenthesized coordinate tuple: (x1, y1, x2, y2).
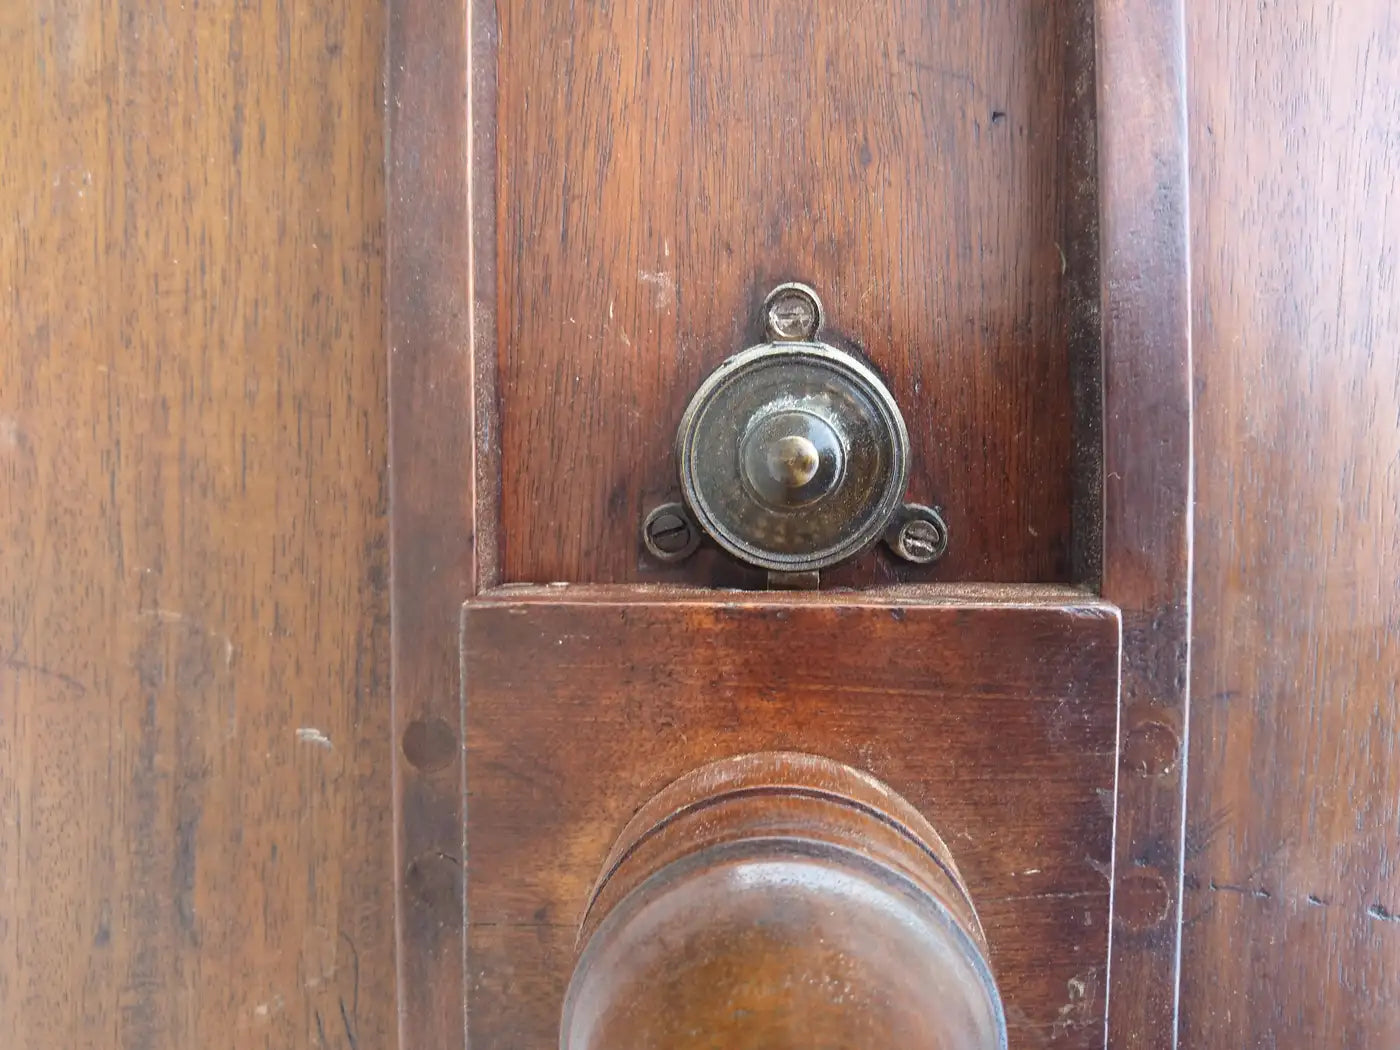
(388, 0, 1191, 1045)
(462, 587, 1121, 1048)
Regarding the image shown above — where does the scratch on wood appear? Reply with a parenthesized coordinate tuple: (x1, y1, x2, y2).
(3, 657, 88, 695)
(339, 930, 361, 1046)
(1208, 879, 1272, 899)
(1054, 971, 1094, 1033)
(253, 993, 285, 1020)
(636, 269, 676, 309)
(339, 996, 359, 1050)
(137, 608, 236, 666)
(296, 727, 334, 750)
(0, 413, 21, 448)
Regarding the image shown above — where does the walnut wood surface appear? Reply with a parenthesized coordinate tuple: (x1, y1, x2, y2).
(9, 0, 1398, 1046)
(386, 0, 479, 1043)
(494, 0, 1099, 588)
(1181, 3, 1400, 1045)
(463, 590, 1121, 1049)
(0, 2, 396, 1048)
(1094, 0, 1193, 1044)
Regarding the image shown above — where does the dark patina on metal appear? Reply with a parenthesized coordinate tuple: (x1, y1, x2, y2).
(885, 503, 950, 565)
(641, 502, 701, 563)
(644, 283, 947, 576)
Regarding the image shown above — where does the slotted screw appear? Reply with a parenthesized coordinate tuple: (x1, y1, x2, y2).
(643, 503, 700, 562)
(899, 519, 943, 561)
(885, 504, 949, 565)
(763, 283, 824, 342)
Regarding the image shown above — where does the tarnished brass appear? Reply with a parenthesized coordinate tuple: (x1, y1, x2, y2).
(672, 283, 914, 573)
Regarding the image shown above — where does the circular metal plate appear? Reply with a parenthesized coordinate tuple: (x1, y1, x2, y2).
(676, 342, 909, 572)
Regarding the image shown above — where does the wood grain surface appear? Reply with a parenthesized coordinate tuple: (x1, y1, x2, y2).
(8, 0, 1400, 1045)
(1182, 3, 1400, 1046)
(463, 588, 1121, 1049)
(385, 0, 478, 1043)
(494, 0, 1099, 588)
(1094, 0, 1194, 1044)
(0, 3, 396, 1048)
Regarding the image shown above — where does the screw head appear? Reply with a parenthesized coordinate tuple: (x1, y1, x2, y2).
(643, 502, 700, 562)
(885, 504, 949, 565)
(900, 519, 942, 559)
(764, 283, 824, 342)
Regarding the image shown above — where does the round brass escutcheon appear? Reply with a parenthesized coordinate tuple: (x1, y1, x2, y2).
(561, 753, 1007, 1050)
(676, 294, 910, 573)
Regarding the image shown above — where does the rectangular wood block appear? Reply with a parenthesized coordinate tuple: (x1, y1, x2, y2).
(463, 586, 1121, 1048)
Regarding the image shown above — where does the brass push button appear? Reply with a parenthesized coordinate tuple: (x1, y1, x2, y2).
(740, 408, 844, 508)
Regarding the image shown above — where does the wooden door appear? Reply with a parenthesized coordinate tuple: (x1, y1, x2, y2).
(387, 0, 1188, 1046)
(5, 0, 1398, 1048)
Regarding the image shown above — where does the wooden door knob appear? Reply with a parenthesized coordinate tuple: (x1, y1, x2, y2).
(562, 752, 1007, 1050)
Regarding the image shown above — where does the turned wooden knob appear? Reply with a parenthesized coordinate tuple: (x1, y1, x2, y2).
(561, 753, 1007, 1050)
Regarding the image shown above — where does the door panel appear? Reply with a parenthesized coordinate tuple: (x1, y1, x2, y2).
(495, 0, 1100, 587)
(0, 1, 396, 1047)
(1182, 2, 1400, 1044)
